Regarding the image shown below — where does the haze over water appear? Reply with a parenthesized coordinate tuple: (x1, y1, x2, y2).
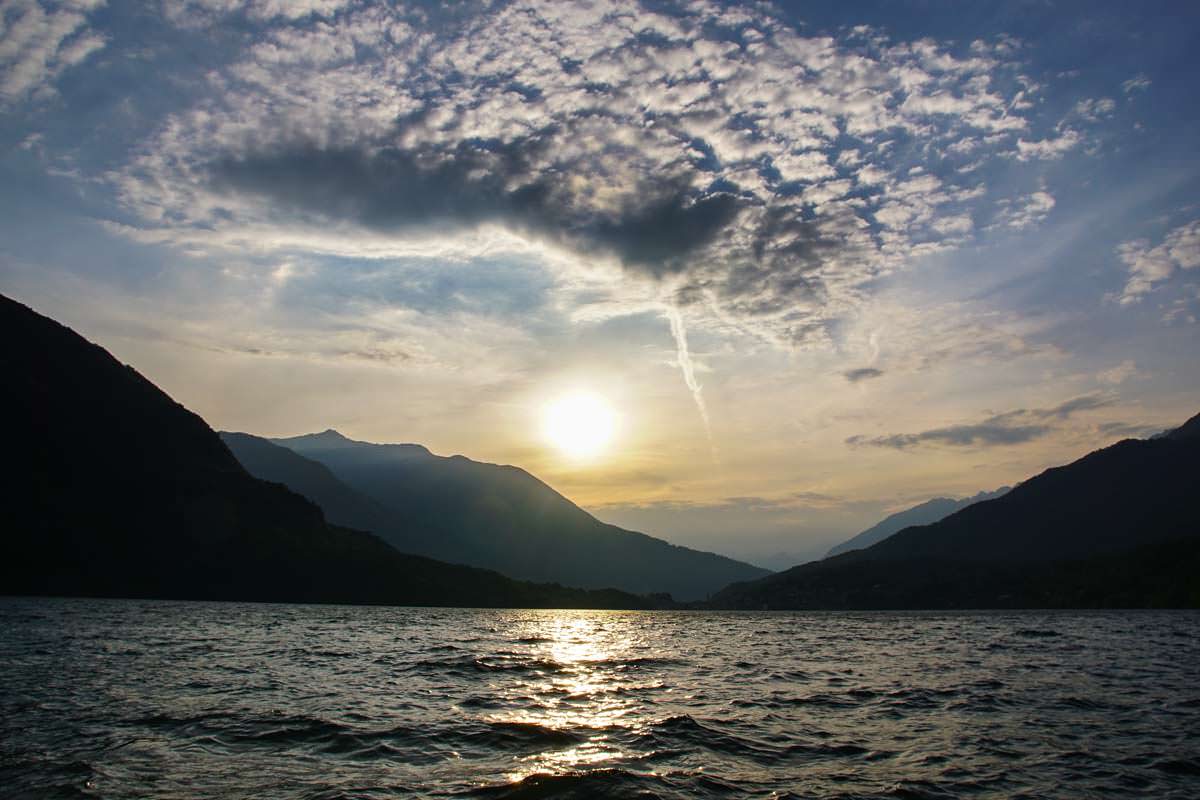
(2, 599, 1198, 798)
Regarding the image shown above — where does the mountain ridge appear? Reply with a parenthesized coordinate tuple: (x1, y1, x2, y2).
(1, 292, 652, 609)
(710, 416, 1200, 609)
(233, 430, 770, 600)
(825, 487, 1010, 559)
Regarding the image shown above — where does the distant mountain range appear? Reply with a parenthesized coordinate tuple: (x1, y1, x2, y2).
(0, 293, 648, 609)
(8, 290, 1196, 611)
(712, 414, 1200, 609)
(221, 430, 769, 600)
(826, 487, 1010, 559)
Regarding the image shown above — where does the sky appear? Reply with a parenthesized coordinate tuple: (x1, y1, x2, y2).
(2, 0, 1199, 569)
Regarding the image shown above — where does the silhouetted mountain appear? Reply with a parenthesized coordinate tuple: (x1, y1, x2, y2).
(0, 293, 651, 609)
(251, 430, 770, 600)
(825, 488, 1010, 559)
(1165, 411, 1200, 441)
(712, 420, 1200, 609)
(219, 432, 392, 536)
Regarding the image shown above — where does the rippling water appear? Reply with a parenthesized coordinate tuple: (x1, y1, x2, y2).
(2, 599, 1198, 798)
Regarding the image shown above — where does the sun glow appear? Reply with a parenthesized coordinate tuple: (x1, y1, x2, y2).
(543, 392, 616, 460)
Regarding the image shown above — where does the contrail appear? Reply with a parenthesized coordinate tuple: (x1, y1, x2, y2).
(665, 306, 715, 457)
(1002, 89, 1024, 119)
(868, 329, 881, 364)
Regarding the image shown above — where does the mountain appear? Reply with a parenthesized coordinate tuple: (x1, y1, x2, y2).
(219, 431, 392, 536)
(825, 488, 1010, 559)
(711, 417, 1200, 609)
(0, 293, 650, 609)
(237, 430, 770, 600)
(1165, 412, 1200, 441)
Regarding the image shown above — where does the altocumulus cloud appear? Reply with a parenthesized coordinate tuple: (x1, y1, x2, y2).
(101, 0, 1111, 347)
(1115, 219, 1200, 304)
(847, 394, 1114, 450)
(0, 0, 106, 103)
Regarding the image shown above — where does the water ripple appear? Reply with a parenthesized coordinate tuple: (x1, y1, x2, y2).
(1, 600, 1198, 798)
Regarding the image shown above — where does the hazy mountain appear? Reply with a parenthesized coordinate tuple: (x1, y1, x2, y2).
(0, 293, 649, 609)
(256, 430, 770, 600)
(711, 417, 1200, 609)
(220, 431, 450, 560)
(219, 432, 392, 536)
(825, 488, 1010, 559)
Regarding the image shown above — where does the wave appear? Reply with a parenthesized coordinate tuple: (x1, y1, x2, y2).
(460, 721, 585, 750)
(462, 768, 672, 799)
(634, 714, 877, 766)
(577, 656, 684, 671)
(6, 600, 1198, 799)
(1153, 757, 1200, 776)
(132, 709, 600, 758)
(1013, 628, 1062, 638)
(403, 654, 569, 676)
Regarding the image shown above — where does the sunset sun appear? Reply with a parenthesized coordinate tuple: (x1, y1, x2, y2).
(543, 393, 616, 460)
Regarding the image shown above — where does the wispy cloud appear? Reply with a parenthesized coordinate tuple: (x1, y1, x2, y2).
(992, 189, 1055, 230)
(1095, 420, 1161, 439)
(846, 394, 1114, 450)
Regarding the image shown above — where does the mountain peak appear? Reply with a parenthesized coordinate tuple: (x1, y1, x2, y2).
(1166, 412, 1200, 441)
(276, 428, 362, 450)
(273, 429, 434, 459)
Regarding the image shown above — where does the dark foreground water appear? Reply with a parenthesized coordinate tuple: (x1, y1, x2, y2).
(1, 600, 1198, 799)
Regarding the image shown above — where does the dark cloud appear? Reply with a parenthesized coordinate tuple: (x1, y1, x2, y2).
(210, 139, 743, 279)
(1036, 394, 1112, 419)
(844, 367, 884, 382)
(847, 421, 1050, 449)
(108, 0, 1070, 346)
(847, 394, 1113, 450)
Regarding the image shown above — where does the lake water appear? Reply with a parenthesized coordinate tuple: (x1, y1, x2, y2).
(1, 599, 1198, 799)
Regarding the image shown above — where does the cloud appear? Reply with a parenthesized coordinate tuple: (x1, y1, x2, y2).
(208, 143, 743, 278)
(1039, 394, 1111, 419)
(161, 0, 352, 25)
(1096, 421, 1160, 439)
(1161, 284, 1199, 325)
(847, 393, 1113, 450)
(1115, 219, 1200, 304)
(102, 0, 1095, 347)
(848, 420, 1049, 449)
(1015, 130, 1081, 160)
(843, 295, 1066, 376)
(1073, 97, 1115, 122)
(843, 367, 884, 382)
(1095, 359, 1138, 385)
(991, 190, 1055, 230)
(0, 0, 106, 103)
(1121, 74, 1151, 94)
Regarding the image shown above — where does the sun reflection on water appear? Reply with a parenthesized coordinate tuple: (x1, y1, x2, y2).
(482, 611, 657, 783)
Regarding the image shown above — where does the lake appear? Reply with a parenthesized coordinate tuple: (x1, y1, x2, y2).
(1, 598, 1197, 798)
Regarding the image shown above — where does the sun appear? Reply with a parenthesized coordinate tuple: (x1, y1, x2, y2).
(543, 393, 616, 460)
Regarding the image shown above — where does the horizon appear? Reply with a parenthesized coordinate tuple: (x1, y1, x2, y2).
(3, 0, 1199, 569)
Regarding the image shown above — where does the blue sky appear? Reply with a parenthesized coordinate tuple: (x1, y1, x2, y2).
(2, 0, 1198, 567)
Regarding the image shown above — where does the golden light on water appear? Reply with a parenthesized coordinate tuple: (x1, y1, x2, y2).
(542, 393, 616, 460)
(486, 613, 657, 784)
